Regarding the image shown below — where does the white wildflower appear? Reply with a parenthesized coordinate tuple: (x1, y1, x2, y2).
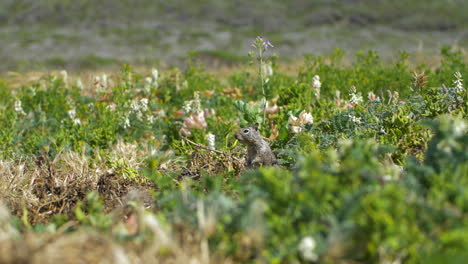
(67, 109, 81, 125)
(72, 118, 81, 125)
(349, 86, 363, 105)
(28, 86, 37, 96)
(152, 68, 159, 82)
(183, 100, 192, 113)
(382, 174, 393, 182)
(263, 62, 273, 77)
(289, 114, 302, 134)
(76, 78, 83, 90)
(144, 76, 153, 93)
(290, 125, 302, 134)
(123, 117, 131, 129)
(312, 75, 321, 99)
(60, 70, 68, 84)
(454, 71, 463, 93)
(130, 100, 140, 112)
(312, 75, 321, 89)
(334, 90, 342, 107)
(350, 93, 363, 105)
(206, 133, 216, 149)
(393, 91, 399, 103)
(192, 92, 202, 113)
(14, 100, 26, 115)
(334, 90, 341, 100)
(140, 98, 149, 112)
(102, 74, 108, 87)
(289, 114, 301, 127)
(453, 119, 467, 137)
(67, 109, 77, 119)
(289, 111, 313, 134)
(348, 114, 361, 125)
(260, 97, 267, 110)
(298, 236, 318, 262)
(147, 115, 155, 124)
(145, 77, 153, 85)
(130, 98, 149, 113)
(299, 111, 313, 125)
(388, 90, 400, 104)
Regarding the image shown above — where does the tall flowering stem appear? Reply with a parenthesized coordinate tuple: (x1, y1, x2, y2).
(250, 36, 274, 123)
(453, 72, 466, 107)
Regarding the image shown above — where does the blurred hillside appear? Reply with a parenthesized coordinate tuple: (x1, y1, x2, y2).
(1, 0, 467, 71)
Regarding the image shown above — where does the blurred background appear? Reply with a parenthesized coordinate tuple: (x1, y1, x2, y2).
(1, 0, 467, 72)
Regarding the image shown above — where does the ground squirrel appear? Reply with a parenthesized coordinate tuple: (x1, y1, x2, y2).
(235, 123, 277, 168)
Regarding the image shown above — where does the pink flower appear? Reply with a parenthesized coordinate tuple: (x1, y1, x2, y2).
(180, 111, 208, 136)
(183, 117, 197, 128)
(192, 111, 207, 129)
(204, 108, 216, 117)
(106, 102, 117, 111)
(343, 101, 355, 109)
(179, 127, 192, 137)
(367, 91, 379, 101)
(265, 104, 280, 115)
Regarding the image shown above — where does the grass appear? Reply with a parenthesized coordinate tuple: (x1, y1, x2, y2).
(1, 0, 468, 71)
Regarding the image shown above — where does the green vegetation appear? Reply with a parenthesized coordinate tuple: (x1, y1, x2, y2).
(0, 46, 467, 263)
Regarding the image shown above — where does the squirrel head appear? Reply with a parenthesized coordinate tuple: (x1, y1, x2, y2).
(235, 123, 261, 144)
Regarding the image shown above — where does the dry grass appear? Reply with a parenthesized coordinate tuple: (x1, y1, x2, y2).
(3, 52, 463, 89)
(0, 200, 236, 264)
(0, 147, 242, 263)
(0, 141, 156, 224)
(0, 134, 250, 263)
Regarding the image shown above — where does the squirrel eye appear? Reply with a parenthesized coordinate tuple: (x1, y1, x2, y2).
(243, 129, 249, 133)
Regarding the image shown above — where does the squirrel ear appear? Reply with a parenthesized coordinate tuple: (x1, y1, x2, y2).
(252, 123, 259, 131)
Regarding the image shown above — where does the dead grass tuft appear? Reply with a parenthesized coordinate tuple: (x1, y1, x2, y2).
(0, 200, 234, 264)
(0, 142, 156, 224)
(177, 137, 245, 181)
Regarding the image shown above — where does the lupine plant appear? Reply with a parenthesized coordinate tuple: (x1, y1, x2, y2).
(249, 36, 274, 123)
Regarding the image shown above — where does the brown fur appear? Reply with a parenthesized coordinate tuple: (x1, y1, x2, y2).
(235, 124, 277, 168)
